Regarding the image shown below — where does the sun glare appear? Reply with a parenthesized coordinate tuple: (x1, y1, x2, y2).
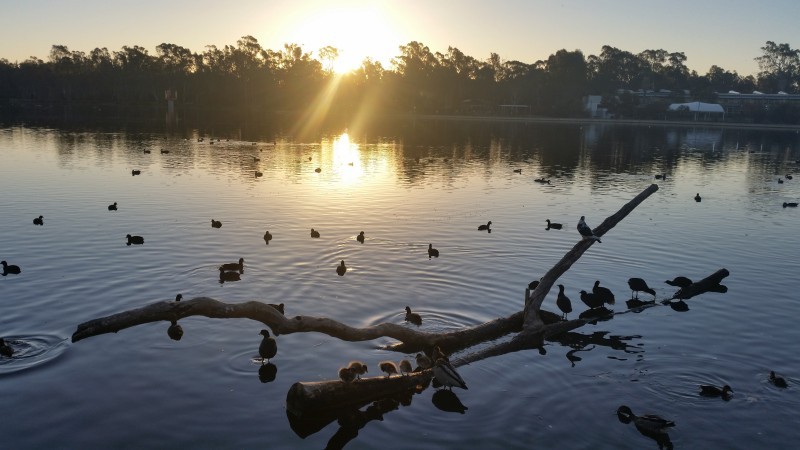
(289, 5, 404, 74)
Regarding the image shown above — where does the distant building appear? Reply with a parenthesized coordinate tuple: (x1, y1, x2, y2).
(668, 101, 725, 121)
(715, 91, 800, 116)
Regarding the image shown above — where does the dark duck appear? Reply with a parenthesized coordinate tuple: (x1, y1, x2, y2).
(126, 234, 144, 245)
(405, 306, 422, 326)
(336, 260, 347, 276)
(665, 276, 692, 288)
(478, 221, 492, 231)
(258, 329, 277, 363)
(428, 243, 439, 258)
(556, 284, 573, 319)
(628, 278, 656, 299)
(592, 280, 615, 305)
(546, 219, 562, 230)
(699, 384, 733, 399)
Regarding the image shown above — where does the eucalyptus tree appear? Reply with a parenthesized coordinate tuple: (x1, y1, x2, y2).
(754, 41, 799, 93)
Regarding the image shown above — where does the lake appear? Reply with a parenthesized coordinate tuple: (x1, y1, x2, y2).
(1, 117, 799, 449)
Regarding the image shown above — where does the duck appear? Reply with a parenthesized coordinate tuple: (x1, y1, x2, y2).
(211, 219, 222, 228)
(167, 319, 184, 341)
(577, 216, 601, 242)
(694, 193, 702, 202)
(769, 371, 788, 388)
(432, 345, 449, 363)
(131, 169, 141, 176)
(778, 178, 784, 184)
(336, 260, 347, 276)
(379, 361, 399, 378)
(314, 167, 321, 173)
(346, 361, 368, 378)
(255, 170, 263, 177)
(433, 358, 468, 390)
(415, 353, 433, 370)
(546, 219, 563, 230)
(556, 284, 572, 319)
(219, 258, 244, 272)
(0, 338, 13, 357)
(428, 243, 439, 258)
(699, 384, 733, 398)
(405, 306, 422, 326)
(665, 276, 693, 288)
(338, 366, 357, 383)
(258, 329, 277, 363)
(143, 149, 151, 154)
(783, 202, 799, 208)
(579, 290, 605, 309)
(592, 280, 616, 305)
(175, 293, 182, 302)
(513, 168, 522, 174)
(399, 359, 413, 375)
(478, 221, 492, 231)
(788, 174, 794, 180)
(263, 230, 273, 243)
(1, 261, 21, 275)
(628, 278, 656, 299)
(356, 231, 365, 244)
(160, 149, 169, 154)
(534, 177, 551, 184)
(108, 202, 117, 211)
(126, 234, 144, 245)
(218, 267, 241, 282)
(33, 215, 43, 225)
(616, 405, 675, 434)
(310, 228, 320, 238)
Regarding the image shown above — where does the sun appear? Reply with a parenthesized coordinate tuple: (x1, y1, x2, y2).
(285, 4, 405, 74)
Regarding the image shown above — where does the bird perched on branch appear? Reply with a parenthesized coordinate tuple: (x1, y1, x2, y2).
(628, 278, 656, 299)
(433, 358, 468, 390)
(556, 284, 572, 319)
(379, 361, 399, 378)
(593, 280, 616, 305)
(665, 276, 693, 288)
(579, 290, 605, 309)
(399, 359, 413, 375)
(258, 329, 277, 363)
(577, 216, 601, 242)
(338, 366, 357, 383)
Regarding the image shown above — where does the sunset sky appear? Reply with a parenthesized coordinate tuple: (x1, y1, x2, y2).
(1, 0, 798, 76)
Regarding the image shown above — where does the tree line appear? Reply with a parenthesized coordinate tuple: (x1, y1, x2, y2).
(1, 37, 798, 122)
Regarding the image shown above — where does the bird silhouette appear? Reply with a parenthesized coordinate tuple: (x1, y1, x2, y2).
(617, 405, 675, 434)
(175, 294, 182, 302)
(1, 261, 21, 276)
(579, 290, 605, 309)
(0, 338, 14, 357)
(108, 202, 117, 211)
(356, 231, 365, 243)
(33, 215, 43, 225)
(126, 234, 144, 245)
(167, 320, 184, 341)
(310, 228, 320, 238)
(783, 202, 798, 208)
(255, 170, 263, 177)
(219, 258, 244, 272)
(593, 280, 616, 305)
(695, 193, 702, 202)
(546, 219, 563, 230)
(769, 371, 788, 388)
(556, 284, 573, 319)
(336, 260, 347, 276)
(379, 361, 399, 378)
(131, 169, 141, 176)
(405, 306, 422, 326)
(665, 276, 693, 288)
(628, 278, 656, 299)
(211, 219, 222, 228)
(577, 216, 601, 242)
(478, 221, 492, 231)
(699, 384, 733, 399)
(263, 230, 273, 243)
(258, 329, 277, 363)
(428, 243, 439, 258)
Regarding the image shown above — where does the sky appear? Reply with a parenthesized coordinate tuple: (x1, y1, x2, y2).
(1, 0, 798, 76)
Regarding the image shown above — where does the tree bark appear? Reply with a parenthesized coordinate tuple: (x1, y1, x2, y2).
(671, 268, 730, 299)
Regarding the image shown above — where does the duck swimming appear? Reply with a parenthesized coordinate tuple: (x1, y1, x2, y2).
(258, 329, 277, 363)
(478, 221, 492, 231)
(310, 228, 320, 238)
(211, 219, 222, 228)
(108, 202, 117, 211)
(219, 258, 244, 272)
(695, 193, 702, 202)
(699, 384, 733, 399)
(616, 405, 675, 434)
(126, 234, 144, 245)
(336, 260, 347, 276)
(263, 230, 273, 243)
(783, 202, 798, 208)
(428, 243, 439, 258)
(33, 215, 43, 225)
(1, 261, 21, 275)
(131, 169, 141, 176)
(546, 219, 563, 230)
(0, 338, 14, 357)
(405, 306, 422, 326)
(356, 231, 365, 243)
(769, 371, 788, 388)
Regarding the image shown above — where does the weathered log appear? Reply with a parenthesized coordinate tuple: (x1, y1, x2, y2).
(671, 268, 730, 300)
(522, 184, 659, 331)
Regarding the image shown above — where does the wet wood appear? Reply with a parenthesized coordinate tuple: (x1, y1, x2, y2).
(671, 268, 730, 300)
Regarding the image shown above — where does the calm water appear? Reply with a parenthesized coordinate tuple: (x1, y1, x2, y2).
(1, 118, 800, 449)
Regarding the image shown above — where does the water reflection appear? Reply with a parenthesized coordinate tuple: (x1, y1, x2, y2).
(258, 363, 278, 383)
(431, 389, 468, 414)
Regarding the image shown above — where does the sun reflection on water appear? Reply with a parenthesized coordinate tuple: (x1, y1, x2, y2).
(328, 132, 363, 186)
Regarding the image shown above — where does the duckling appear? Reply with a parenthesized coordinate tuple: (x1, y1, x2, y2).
(415, 353, 433, 370)
(1, 261, 21, 275)
(255, 170, 263, 177)
(478, 221, 492, 231)
(399, 359, 413, 375)
(769, 371, 788, 388)
(211, 219, 222, 228)
(126, 234, 144, 245)
(219, 267, 241, 282)
(405, 306, 422, 326)
(379, 361, 399, 378)
(699, 384, 733, 399)
(0, 338, 13, 357)
(433, 358, 468, 390)
(338, 366, 357, 383)
(33, 215, 43, 225)
(175, 293, 182, 302)
(314, 167, 321, 173)
(783, 202, 798, 208)
(220, 258, 244, 272)
(258, 329, 277, 363)
(167, 319, 184, 341)
(108, 202, 117, 211)
(545, 219, 562, 230)
(263, 230, 273, 243)
(556, 284, 573, 319)
(428, 243, 439, 258)
(694, 193, 702, 202)
(336, 260, 347, 276)
(616, 405, 675, 434)
(665, 276, 693, 288)
(432, 345, 449, 363)
(346, 361, 368, 379)
(310, 228, 320, 238)
(628, 278, 656, 299)
(356, 231, 365, 243)
(131, 169, 141, 176)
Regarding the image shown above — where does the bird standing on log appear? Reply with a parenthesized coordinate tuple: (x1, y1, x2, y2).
(665, 276, 693, 288)
(433, 358, 468, 390)
(577, 216, 601, 242)
(556, 284, 572, 319)
(347, 361, 368, 379)
(592, 280, 615, 305)
(415, 353, 433, 370)
(258, 329, 277, 363)
(628, 278, 656, 299)
(379, 361, 399, 378)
